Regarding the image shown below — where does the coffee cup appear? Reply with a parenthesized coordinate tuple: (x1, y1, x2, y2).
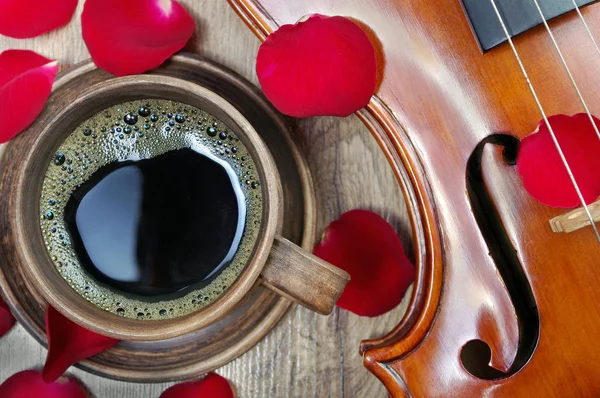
(13, 75, 350, 341)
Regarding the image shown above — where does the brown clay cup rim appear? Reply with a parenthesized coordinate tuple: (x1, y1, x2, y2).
(16, 75, 282, 341)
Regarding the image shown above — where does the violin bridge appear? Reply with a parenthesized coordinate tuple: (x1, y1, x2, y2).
(549, 199, 600, 233)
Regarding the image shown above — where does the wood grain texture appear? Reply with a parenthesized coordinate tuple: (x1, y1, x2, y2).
(262, 237, 350, 315)
(0, 1, 412, 397)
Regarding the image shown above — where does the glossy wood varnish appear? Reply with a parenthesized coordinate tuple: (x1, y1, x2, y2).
(229, 1, 600, 396)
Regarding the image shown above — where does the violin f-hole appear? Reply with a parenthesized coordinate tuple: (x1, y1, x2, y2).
(461, 134, 540, 380)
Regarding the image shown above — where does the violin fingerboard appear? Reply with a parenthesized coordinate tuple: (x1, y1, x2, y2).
(461, 0, 597, 51)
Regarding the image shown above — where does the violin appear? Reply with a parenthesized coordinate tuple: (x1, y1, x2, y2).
(230, 0, 600, 396)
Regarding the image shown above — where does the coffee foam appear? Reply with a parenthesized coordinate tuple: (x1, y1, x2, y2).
(39, 99, 263, 320)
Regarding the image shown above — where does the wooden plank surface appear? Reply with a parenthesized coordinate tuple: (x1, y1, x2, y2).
(0, 1, 413, 397)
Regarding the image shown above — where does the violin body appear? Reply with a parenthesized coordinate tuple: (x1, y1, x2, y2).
(229, 0, 600, 396)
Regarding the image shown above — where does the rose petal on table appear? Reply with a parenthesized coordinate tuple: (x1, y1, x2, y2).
(43, 306, 120, 383)
(0, 297, 16, 338)
(0, 0, 78, 39)
(0, 50, 58, 143)
(517, 113, 600, 208)
(256, 14, 377, 118)
(160, 373, 235, 398)
(313, 209, 414, 317)
(81, 0, 195, 76)
(0, 370, 86, 398)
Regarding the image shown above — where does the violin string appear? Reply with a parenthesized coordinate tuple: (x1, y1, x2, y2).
(570, 0, 600, 57)
(488, 0, 600, 243)
(531, 0, 600, 141)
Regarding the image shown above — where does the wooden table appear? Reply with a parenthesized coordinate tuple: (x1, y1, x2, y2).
(0, 1, 413, 396)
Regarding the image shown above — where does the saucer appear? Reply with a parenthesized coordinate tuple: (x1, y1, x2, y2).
(0, 54, 316, 382)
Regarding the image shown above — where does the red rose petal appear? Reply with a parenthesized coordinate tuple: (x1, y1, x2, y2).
(0, 0, 78, 39)
(256, 14, 377, 118)
(160, 373, 234, 398)
(81, 0, 195, 76)
(0, 297, 16, 338)
(43, 306, 119, 383)
(0, 50, 58, 143)
(0, 370, 86, 398)
(313, 210, 415, 317)
(517, 113, 600, 208)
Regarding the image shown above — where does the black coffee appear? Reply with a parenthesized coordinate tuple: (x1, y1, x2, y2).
(39, 99, 263, 320)
(64, 148, 244, 297)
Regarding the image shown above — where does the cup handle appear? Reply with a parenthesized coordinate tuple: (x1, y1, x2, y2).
(260, 236, 350, 315)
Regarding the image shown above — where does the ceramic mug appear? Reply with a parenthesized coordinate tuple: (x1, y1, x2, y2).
(11, 75, 350, 341)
